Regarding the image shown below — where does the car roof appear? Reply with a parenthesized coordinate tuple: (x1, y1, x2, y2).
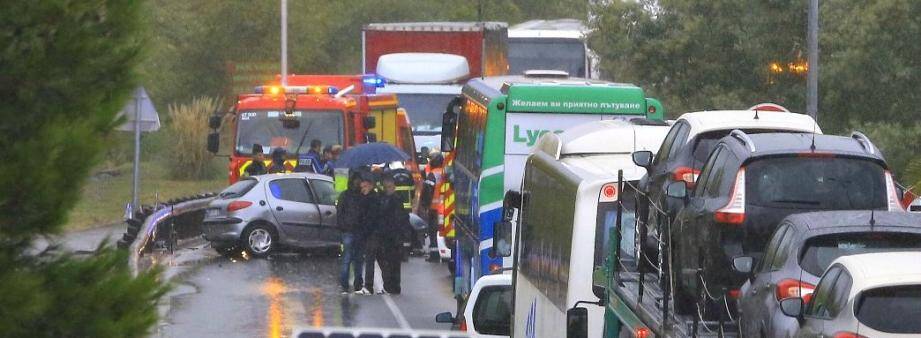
(721, 132, 886, 164)
(677, 110, 820, 136)
(833, 252, 921, 292)
(251, 172, 332, 181)
(783, 211, 921, 231)
(539, 119, 671, 158)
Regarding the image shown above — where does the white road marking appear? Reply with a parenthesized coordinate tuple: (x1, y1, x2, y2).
(383, 294, 412, 330)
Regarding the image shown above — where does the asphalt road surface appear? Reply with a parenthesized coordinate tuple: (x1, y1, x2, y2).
(157, 251, 457, 338)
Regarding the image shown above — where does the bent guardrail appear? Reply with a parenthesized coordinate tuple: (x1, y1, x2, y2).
(128, 195, 215, 276)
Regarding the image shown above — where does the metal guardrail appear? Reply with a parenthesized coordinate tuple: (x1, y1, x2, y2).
(128, 196, 215, 276)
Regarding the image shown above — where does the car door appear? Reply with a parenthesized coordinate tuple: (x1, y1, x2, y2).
(800, 266, 843, 337)
(308, 178, 339, 244)
(818, 270, 853, 337)
(650, 122, 690, 213)
(675, 145, 721, 279)
(741, 224, 791, 337)
(266, 177, 322, 244)
(764, 226, 798, 337)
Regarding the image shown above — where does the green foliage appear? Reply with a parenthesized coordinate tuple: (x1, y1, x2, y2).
(138, 0, 578, 109)
(589, 0, 921, 134)
(589, 0, 807, 116)
(849, 121, 921, 180)
(166, 97, 221, 179)
(0, 247, 169, 338)
(0, 1, 168, 337)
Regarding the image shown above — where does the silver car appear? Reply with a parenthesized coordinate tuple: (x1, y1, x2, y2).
(202, 172, 339, 257)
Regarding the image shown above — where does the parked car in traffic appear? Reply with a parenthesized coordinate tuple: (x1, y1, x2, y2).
(779, 251, 921, 337)
(436, 274, 511, 338)
(737, 210, 921, 338)
(666, 131, 903, 315)
(202, 173, 339, 257)
(631, 106, 820, 264)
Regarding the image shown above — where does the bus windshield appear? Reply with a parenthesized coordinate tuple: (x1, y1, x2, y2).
(395, 93, 455, 132)
(508, 38, 586, 77)
(235, 110, 343, 156)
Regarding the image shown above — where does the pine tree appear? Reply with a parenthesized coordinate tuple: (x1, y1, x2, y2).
(0, 1, 168, 337)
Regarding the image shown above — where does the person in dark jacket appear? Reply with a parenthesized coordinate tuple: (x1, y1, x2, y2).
(337, 173, 366, 294)
(350, 173, 381, 295)
(296, 139, 324, 173)
(267, 147, 289, 173)
(244, 144, 267, 176)
(376, 174, 411, 294)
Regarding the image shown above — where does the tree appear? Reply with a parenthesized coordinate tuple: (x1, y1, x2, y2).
(0, 1, 168, 337)
(589, 0, 809, 116)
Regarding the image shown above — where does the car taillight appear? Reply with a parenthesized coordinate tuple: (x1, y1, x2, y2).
(672, 167, 701, 188)
(727, 288, 741, 299)
(834, 332, 867, 338)
(634, 327, 650, 338)
(459, 319, 467, 332)
(714, 167, 746, 225)
(227, 200, 253, 212)
(775, 279, 816, 302)
(885, 171, 904, 211)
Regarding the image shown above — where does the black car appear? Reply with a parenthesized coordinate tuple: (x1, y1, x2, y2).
(631, 110, 819, 270)
(736, 210, 921, 338)
(665, 131, 903, 314)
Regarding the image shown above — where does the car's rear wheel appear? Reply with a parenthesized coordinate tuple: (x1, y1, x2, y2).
(243, 223, 277, 258)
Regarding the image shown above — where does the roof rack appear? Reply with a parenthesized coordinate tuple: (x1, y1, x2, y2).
(851, 131, 876, 155)
(730, 129, 756, 152)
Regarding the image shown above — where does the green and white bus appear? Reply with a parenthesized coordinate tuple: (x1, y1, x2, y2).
(440, 73, 665, 304)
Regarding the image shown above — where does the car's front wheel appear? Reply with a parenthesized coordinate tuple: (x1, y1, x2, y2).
(243, 223, 277, 258)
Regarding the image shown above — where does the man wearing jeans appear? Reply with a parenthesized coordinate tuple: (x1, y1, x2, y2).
(337, 174, 366, 294)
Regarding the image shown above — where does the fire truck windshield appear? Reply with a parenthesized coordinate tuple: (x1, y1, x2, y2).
(396, 93, 456, 132)
(235, 110, 343, 155)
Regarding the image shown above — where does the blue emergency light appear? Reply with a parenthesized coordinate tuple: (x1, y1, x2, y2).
(362, 75, 387, 88)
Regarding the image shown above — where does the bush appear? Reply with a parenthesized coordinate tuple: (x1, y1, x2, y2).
(0, 1, 168, 337)
(166, 97, 220, 179)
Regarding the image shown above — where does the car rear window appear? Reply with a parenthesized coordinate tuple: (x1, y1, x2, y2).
(218, 179, 257, 199)
(690, 130, 807, 167)
(747, 157, 886, 210)
(472, 285, 512, 336)
(856, 285, 921, 333)
(799, 233, 921, 275)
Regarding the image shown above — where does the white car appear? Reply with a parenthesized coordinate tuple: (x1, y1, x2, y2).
(436, 274, 511, 338)
(780, 251, 921, 337)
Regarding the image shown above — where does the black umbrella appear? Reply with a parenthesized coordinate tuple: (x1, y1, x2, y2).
(333, 142, 410, 169)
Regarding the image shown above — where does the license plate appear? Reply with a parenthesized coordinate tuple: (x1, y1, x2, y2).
(206, 208, 221, 218)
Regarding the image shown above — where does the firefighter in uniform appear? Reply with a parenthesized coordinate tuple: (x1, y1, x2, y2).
(420, 150, 445, 261)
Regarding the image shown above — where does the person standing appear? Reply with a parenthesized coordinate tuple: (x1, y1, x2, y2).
(296, 139, 323, 173)
(320, 145, 335, 176)
(267, 147, 289, 174)
(336, 174, 366, 294)
(356, 173, 381, 295)
(377, 174, 411, 294)
(244, 144, 267, 176)
(420, 150, 446, 261)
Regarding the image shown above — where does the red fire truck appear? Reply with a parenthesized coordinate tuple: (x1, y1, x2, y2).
(207, 74, 418, 185)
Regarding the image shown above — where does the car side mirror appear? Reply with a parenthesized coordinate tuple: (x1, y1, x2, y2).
(666, 181, 688, 203)
(732, 256, 754, 275)
(363, 116, 376, 129)
(566, 307, 588, 338)
(632, 150, 653, 168)
(207, 132, 220, 154)
(208, 114, 223, 129)
(434, 311, 454, 324)
(492, 221, 513, 258)
(779, 297, 804, 321)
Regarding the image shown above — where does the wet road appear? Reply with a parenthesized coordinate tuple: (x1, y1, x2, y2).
(158, 252, 457, 338)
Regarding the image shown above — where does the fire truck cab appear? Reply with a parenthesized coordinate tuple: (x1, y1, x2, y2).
(207, 74, 420, 193)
